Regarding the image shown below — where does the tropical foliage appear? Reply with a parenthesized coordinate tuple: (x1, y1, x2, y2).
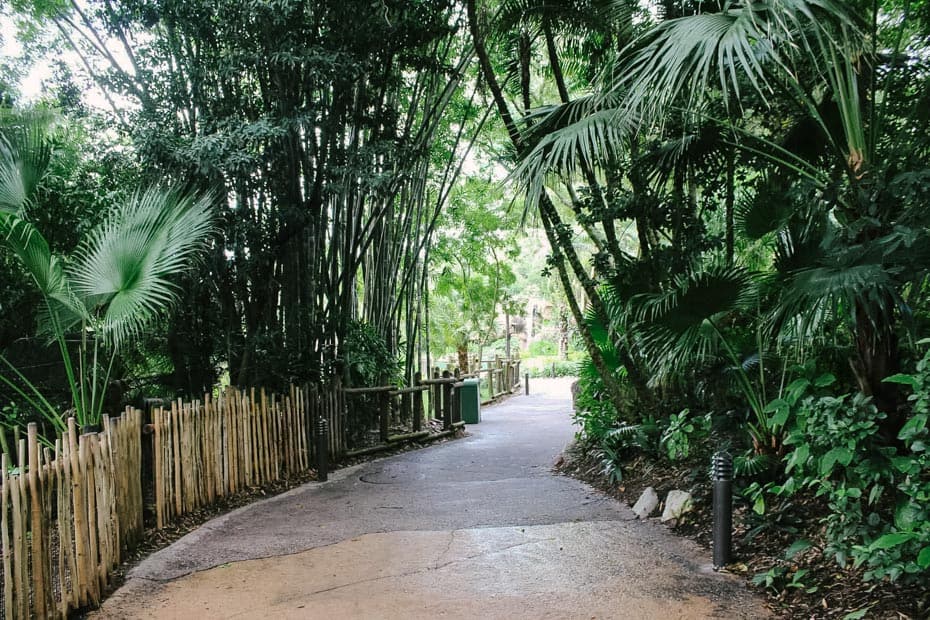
(0, 113, 215, 429)
(468, 0, 930, 594)
(3, 0, 930, 607)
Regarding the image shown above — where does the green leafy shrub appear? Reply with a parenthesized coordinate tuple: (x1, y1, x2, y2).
(527, 339, 557, 357)
(572, 356, 660, 460)
(770, 367, 930, 583)
(341, 320, 399, 387)
(525, 358, 578, 377)
(659, 409, 711, 461)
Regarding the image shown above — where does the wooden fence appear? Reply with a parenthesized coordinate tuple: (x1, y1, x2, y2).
(1, 411, 143, 619)
(0, 363, 523, 618)
(462, 357, 522, 403)
(152, 386, 311, 528)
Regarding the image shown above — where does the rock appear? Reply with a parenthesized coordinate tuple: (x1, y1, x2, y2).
(632, 486, 659, 519)
(661, 490, 693, 523)
(570, 380, 580, 408)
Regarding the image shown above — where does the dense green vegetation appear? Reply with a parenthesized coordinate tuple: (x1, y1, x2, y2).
(468, 0, 930, 595)
(2, 0, 930, 607)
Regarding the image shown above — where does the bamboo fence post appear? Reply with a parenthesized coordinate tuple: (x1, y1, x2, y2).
(66, 420, 88, 608)
(237, 390, 246, 489)
(299, 385, 309, 471)
(153, 407, 163, 528)
(26, 424, 50, 617)
(244, 392, 254, 487)
(221, 390, 231, 495)
(85, 433, 102, 605)
(229, 389, 239, 494)
(103, 414, 121, 562)
(257, 388, 268, 483)
(10, 445, 27, 619)
(266, 392, 276, 480)
(379, 390, 390, 443)
(2, 453, 13, 619)
(432, 367, 441, 420)
(60, 436, 76, 613)
(170, 401, 182, 517)
(212, 395, 223, 500)
(250, 392, 258, 484)
(441, 370, 453, 431)
(413, 372, 423, 432)
(92, 432, 111, 590)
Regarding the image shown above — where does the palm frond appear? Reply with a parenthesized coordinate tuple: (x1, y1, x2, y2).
(0, 212, 85, 325)
(0, 112, 54, 213)
(69, 185, 216, 347)
(632, 266, 756, 381)
(735, 451, 775, 476)
(773, 261, 901, 338)
(637, 125, 727, 189)
(516, 93, 637, 210)
(734, 174, 794, 240)
(612, 0, 859, 127)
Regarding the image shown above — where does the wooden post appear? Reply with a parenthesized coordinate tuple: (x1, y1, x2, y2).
(413, 372, 423, 432)
(27, 423, 50, 617)
(379, 389, 390, 443)
(494, 355, 504, 396)
(2, 453, 13, 619)
(441, 370, 453, 431)
(432, 367, 441, 420)
(11, 443, 27, 618)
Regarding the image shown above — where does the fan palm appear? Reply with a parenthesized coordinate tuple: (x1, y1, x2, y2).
(518, 0, 930, 417)
(0, 117, 215, 432)
(630, 264, 786, 452)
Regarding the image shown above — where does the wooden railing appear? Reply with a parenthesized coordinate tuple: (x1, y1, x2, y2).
(461, 357, 522, 403)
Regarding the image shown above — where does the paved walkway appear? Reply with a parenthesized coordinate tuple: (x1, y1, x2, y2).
(96, 378, 769, 619)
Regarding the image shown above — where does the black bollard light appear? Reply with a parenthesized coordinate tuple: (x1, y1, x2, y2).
(712, 451, 733, 570)
(525, 373, 529, 395)
(315, 416, 329, 482)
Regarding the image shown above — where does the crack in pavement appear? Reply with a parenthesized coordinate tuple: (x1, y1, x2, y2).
(223, 533, 560, 618)
(433, 528, 457, 566)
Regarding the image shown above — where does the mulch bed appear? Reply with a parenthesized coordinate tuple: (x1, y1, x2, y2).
(556, 444, 929, 620)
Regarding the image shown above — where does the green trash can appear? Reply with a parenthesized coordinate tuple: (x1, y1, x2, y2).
(459, 378, 481, 424)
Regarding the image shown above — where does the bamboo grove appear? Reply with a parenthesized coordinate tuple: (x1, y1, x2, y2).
(23, 0, 484, 393)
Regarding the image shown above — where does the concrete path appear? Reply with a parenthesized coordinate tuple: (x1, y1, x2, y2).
(96, 378, 770, 619)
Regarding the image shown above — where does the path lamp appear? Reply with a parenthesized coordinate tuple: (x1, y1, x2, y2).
(712, 451, 733, 570)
